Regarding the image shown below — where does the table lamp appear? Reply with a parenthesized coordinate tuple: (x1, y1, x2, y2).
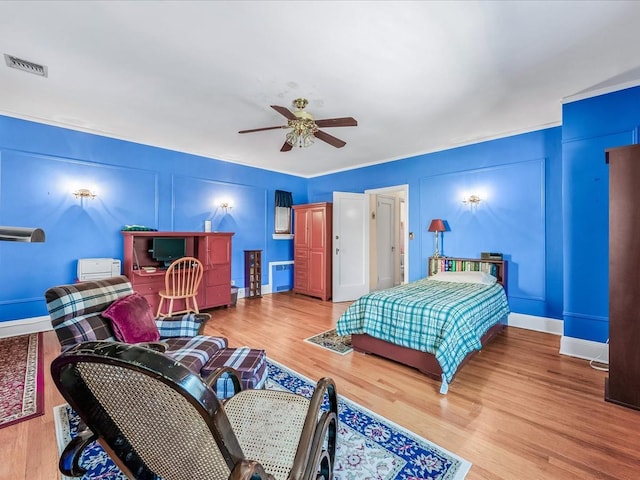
(427, 219, 446, 257)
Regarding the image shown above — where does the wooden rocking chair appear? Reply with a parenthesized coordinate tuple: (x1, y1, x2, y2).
(51, 342, 338, 480)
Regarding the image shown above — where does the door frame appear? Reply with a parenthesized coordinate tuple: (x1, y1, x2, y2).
(365, 184, 409, 284)
(374, 194, 396, 290)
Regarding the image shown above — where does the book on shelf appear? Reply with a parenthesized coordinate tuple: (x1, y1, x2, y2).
(429, 256, 501, 278)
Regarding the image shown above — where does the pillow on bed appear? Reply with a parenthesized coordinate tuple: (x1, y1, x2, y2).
(428, 271, 497, 285)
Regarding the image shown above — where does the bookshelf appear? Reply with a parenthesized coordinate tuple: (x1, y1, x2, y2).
(428, 256, 507, 289)
(244, 250, 262, 299)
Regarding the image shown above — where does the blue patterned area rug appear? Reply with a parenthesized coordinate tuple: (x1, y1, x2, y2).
(53, 359, 471, 480)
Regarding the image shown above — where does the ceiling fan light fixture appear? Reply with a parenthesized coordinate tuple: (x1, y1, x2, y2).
(293, 97, 309, 110)
(239, 97, 356, 150)
(286, 118, 318, 148)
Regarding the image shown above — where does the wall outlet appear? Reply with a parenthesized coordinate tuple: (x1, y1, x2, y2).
(231, 280, 235, 286)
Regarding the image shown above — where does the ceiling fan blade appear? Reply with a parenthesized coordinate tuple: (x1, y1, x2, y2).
(238, 125, 285, 134)
(314, 117, 358, 128)
(280, 141, 293, 152)
(314, 130, 347, 148)
(271, 105, 297, 120)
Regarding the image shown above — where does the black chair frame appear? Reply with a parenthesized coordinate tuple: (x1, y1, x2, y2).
(52, 342, 337, 480)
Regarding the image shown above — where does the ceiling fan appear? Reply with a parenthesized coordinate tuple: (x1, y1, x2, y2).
(238, 98, 357, 152)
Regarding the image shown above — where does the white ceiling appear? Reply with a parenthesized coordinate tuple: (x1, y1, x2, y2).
(2, 1, 640, 178)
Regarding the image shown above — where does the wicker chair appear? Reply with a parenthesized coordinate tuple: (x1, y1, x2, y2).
(51, 342, 338, 480)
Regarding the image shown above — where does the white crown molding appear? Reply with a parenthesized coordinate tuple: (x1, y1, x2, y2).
(562, 79, 640, 104)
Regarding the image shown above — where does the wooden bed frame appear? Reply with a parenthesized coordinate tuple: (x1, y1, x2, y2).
(351, 321, 506, 381)
(351, 256, 508, 383)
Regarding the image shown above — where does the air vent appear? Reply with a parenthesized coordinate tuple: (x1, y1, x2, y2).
(4, 54, 48, 77)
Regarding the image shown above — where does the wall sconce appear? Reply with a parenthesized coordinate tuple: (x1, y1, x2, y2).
(462, 194, 481, 208)
(73, 188, 96, 199)
(220, 200, 233, 213)
(427, 218, 448, 258)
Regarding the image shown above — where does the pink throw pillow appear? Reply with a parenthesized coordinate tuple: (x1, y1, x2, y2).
(102, 293, 160, 343)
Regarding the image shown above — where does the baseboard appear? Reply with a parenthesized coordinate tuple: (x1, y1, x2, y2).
(507, 313, 607, 362)
(508, 312, 563, 335)
(236, 285, 272, 299)
(0, 307, 609, 365)
(559, 336, 609, 364)
(0, 315, 52, 338)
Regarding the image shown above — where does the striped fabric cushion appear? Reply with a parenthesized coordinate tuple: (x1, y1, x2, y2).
(164, 336, 228, 374)
(155, 313, 210, 338)
(45, 276, 133, 348)
(202, 347, 268, 398)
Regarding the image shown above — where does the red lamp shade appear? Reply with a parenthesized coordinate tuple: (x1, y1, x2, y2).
(428, 219, 446, 232)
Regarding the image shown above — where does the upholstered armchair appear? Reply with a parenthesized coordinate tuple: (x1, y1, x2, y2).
(45, 275, 267, 395)
(52, 342, 338, 480)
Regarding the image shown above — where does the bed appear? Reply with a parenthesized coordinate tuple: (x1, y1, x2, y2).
(336, 260, 510, 393)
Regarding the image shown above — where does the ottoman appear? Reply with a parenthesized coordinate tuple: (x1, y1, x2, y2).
(202, 347, 267, 399)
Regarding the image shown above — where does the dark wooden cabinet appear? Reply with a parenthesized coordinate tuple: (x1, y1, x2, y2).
(244, 250, 262, 298)
(293, 202, 332, 301)
(122, 231, 233, 312)
(605, 144, 640, 411)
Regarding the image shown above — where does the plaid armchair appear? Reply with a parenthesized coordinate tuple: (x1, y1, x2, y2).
(45, 275, 228, 379)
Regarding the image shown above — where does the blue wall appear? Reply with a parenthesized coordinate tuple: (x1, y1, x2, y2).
(0, 115, 306, 321)
(309, 128, 564, 322)
(3, 83, 640, 345)
(562, 86, 640, 342)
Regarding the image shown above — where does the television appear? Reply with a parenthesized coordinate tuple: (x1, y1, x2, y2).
(151, 237, 186, 267)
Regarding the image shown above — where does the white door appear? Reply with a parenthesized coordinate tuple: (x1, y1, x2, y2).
(365, 184, 409, 283)
(332, 191, 370, 302)
(376, 195, 395, 290)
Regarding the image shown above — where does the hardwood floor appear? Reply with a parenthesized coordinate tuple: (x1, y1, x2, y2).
(2, 292, 639, 480)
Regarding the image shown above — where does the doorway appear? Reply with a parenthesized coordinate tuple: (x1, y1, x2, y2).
(332, 184, 408, 302)
(374, 195, 396, 290)
(367, 185, 407, 289)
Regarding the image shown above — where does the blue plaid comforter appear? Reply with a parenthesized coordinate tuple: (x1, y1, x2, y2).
(336, 279, 510, 390)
